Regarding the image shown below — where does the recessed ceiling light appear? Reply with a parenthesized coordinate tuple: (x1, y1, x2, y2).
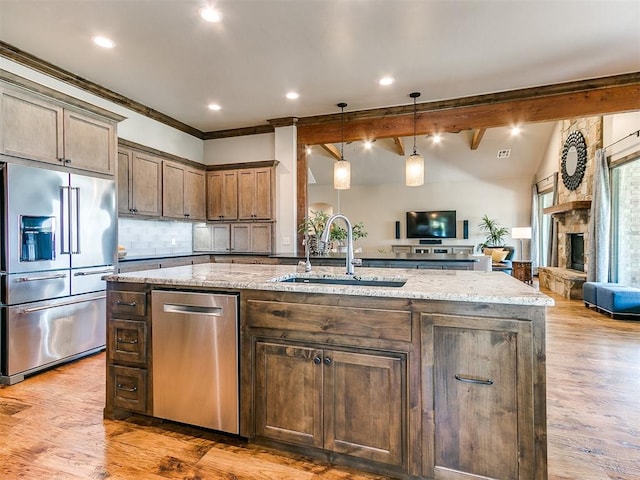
(432, 134, 441, 144)
(511, 126, 521, 135)
(208, 103, 221, 111)
(92, 36, 115, 48)
(286, 92, 299, 100)
(200, 7, 222, 23)
(363, 140, 375, 149)
(379, 76, 394, 86)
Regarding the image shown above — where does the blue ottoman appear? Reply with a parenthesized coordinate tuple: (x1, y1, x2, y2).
(597, 285, 640, 319)
(582, 282, 620, 308)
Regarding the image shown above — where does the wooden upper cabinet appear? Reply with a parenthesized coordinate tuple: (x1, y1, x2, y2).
(0, 87, 62, 163)
(117, 149, 133, 215)
(0, 86, 116, 175)
(184, 167, 206, 220)
(118, 147, 162, 217)
(162, 161, 206, 220)
(63, 109, 115, 174)
(207, 170, 238, 220)
(238, 167, 273, 220)
(162, 161, 185, 219)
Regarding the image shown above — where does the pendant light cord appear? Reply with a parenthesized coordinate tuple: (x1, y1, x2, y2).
(340, 103, 345, 160)
(410, 92, 420, 155)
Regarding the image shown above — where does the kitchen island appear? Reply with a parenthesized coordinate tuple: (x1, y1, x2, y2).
(104, 263, 552, 480)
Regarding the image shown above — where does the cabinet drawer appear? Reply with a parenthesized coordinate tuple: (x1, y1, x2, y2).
(247, 300, 412, 342)
(108, 291, 146, 316)
(108, 319, 148, 365)
(109, 365, 148, 413)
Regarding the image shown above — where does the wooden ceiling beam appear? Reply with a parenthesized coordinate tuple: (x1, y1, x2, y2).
(392, 137, 405, 156)
(319, 143, 341, 161)
(298, 78, 640, 145)
(470, 128, 486, 150)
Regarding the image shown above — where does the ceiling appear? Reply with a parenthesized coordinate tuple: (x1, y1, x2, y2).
(1, 0, 639, 134)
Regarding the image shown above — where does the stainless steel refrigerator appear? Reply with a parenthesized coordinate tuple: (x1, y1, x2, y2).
(1, 162, 116, 384)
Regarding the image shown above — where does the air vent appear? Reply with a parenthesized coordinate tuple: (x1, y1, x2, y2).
(497, 149, 511, 158)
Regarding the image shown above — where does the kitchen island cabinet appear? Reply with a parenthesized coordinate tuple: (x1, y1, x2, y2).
(104, 263, 551, 480)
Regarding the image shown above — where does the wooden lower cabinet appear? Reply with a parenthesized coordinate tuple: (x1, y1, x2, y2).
(421, 313, 535, 480)
(105, 286, 151, 419)
(254, 341, 405, 467)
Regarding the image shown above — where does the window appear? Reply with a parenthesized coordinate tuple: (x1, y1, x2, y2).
(537, 191, 554, 268)
(611, 156, 640, 286)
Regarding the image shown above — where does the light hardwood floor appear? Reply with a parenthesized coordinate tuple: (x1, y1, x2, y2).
(1, 286, 639, 479)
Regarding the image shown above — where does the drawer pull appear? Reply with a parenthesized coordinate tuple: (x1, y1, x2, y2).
(455, 374, 494, 386)
(116, 384, 138, 392)
(115, 300, 137, 307)
(116, 338, 138, 344)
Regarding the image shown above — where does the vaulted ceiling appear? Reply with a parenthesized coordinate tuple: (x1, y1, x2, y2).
(1, 0, 639, 137)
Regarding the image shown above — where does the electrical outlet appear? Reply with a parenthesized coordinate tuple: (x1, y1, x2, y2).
(282, 236, 291, 246)
(171, 238, 176, 246)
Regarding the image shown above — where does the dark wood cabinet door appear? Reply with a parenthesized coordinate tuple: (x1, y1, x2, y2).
(162, 161, 185, 219)
(207, 170, 238, 220)
(117, 148, 133, 214)
(422, 313, 533, 480)
(131, 151, 162, 216)
(254, 342, 323, 448)
(324, 349, 404, 467)
(185, 167, 206, 220)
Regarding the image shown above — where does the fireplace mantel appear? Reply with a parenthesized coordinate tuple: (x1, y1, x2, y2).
(543, 200, 592, 216)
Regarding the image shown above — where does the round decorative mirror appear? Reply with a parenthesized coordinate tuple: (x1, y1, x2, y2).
(561, 131, 587, 190)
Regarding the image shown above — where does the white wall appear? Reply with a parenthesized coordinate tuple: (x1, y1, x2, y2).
(604, 111, 640, 161)
(1, 58, 204, 162)
(310, 176, 533, 254)
(535, 122, 562, 184)
(203, 133, 274, 165)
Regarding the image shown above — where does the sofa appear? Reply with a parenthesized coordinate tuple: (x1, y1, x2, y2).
(483, 246, 515, 274)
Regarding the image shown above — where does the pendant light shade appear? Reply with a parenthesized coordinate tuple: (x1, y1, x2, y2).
(406, 152, 424, 187)
(334, 102, 350, 190)
(334, 159, 351, 190)
(406, 92, 424, 186)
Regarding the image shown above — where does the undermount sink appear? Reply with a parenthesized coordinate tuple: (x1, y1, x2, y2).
(272, 274, 407, 288)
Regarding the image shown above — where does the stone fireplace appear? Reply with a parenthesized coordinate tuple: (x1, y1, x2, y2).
(568, 233, 585, 272)
(538, 116, 601, 299)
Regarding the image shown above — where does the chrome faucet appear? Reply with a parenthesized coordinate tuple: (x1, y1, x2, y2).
(320, 213, 357, 275)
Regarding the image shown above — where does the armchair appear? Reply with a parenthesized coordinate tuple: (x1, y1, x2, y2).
(483, 246, 515, 274)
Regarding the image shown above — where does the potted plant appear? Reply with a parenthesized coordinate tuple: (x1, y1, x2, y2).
(477, 214, 509, 250)
(330, 222, 368, 252)
(298, 211, 368, 254)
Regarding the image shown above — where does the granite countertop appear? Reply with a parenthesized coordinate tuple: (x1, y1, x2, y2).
(104, 263, 553, 307)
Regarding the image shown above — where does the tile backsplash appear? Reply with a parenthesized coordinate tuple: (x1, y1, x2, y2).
(118, 218, 193, 257)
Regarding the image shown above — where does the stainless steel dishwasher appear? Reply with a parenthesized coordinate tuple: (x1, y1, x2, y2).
(151, 290, 239, 434)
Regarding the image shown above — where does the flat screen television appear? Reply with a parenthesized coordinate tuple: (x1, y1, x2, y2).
(406, 210, 457, 239)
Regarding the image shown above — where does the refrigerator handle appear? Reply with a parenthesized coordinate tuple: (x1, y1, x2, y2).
(60, 186, 70, 254)
(70, 187, 80, 254)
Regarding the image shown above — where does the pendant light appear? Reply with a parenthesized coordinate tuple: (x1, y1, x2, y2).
(406, 92, 424, 186)
(333, 102, 351, 190)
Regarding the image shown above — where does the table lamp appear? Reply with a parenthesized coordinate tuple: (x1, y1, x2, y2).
(511, 227, 532, 261)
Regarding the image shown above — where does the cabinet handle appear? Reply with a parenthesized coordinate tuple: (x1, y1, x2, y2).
(116, 338, 138, 344)
(114, 300, 137, 307)
(116, 383, 138, 392)
(313, 356, 321, 365)
(455, 374, 494, 386)
(324, 357, 332, 366)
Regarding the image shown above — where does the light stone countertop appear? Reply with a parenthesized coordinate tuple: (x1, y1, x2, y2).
(105, 263, 554, 307)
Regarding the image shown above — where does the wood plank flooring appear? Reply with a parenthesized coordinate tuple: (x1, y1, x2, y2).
(1, 286, 639, 479)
